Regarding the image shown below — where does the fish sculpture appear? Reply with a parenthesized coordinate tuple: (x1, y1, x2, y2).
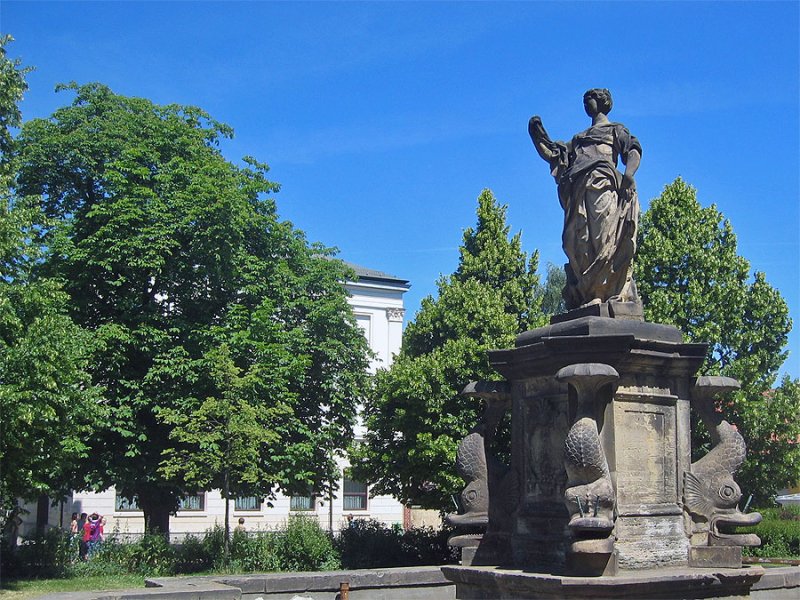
(684, 376, 761, 547)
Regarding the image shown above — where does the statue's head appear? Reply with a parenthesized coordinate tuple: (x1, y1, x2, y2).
(583, 88, 613, 117)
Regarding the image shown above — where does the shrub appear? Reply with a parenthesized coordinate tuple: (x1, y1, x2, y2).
(122, 534, 176, 576)
(400, 525, 458, 566)
(335, 518, 457, 569)
(336, 518, 403, 569)
(275, 515, 340, 571)
(1, 528, 75, 578)
(229, 529, 281, 572)
(201, 524, 225, 559)
(1, 518, 456, 579)
(743, 506, 800, 558)
(74, 534, 133, 576)
(174, 534, 213, 574)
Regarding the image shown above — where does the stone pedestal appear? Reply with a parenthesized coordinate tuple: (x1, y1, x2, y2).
(488, 316, 707, 572)
(441, 565, 766, 599)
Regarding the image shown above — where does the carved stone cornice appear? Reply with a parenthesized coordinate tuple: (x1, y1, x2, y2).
(386, 308, 405, 323)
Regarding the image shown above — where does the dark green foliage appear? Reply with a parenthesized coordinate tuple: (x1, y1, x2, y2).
(115, 535, 176, 576)
(3, 517, 458, 579)
(538, 262, 567, 316)
(0, 528, 75, 579)
(16, 82, 370, 533)
(273, 515, 340, 572)
(175, 517, 338, 574)
(743, 506, 800, 559)
(65, 534, 177, 577)
(228, 528, 281, 573)
(197, 525, 227, 570)
(400, 524, 458, 565)
(0, 37, 99, 517)
(336, 519, 404, 568)
(336, 519, 457, 569)
(172, 535, 212, 574)
(636, 178, 798, 504)
(352, 189, 543, 510)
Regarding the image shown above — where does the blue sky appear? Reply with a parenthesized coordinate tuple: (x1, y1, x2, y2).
(3, 1, 799, 379)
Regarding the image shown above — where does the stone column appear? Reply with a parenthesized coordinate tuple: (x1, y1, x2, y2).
(509, 375, 570, 571)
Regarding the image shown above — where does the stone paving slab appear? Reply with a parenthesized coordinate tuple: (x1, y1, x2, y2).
(36, 567, 452, 600)
(36, 580, 240, 600)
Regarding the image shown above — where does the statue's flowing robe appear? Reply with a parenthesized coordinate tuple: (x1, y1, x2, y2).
(535, 121, 642, 309)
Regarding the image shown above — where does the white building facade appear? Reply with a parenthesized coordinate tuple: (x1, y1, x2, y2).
(19, 263, 416, 539)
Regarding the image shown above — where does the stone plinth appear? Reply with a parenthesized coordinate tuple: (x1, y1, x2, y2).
(487, 317, 707, 571)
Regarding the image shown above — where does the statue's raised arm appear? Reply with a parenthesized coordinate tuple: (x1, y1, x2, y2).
(530, 89, 643, 315)
(528, 116, 558, 163)
(528, 116, 570, 181)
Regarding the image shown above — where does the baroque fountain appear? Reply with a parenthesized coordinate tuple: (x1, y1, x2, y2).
(441, 90, 770, 599)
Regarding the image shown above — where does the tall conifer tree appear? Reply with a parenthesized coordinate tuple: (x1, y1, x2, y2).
(351, 190, 542, 510)
(636, 178, 797, 503)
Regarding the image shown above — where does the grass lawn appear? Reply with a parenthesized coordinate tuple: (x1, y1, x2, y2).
(0, 574, 145, 599)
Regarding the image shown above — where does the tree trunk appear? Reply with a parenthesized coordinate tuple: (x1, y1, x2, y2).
(223, 469, 230, 564)
(36, 494, 49, 534)
(138, 489, 175, 539)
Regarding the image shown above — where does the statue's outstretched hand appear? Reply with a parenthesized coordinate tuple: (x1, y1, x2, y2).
(529, 116, 558, 164)
(528, 116, 543, 138)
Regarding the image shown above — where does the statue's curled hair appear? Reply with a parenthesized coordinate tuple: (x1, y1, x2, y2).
(584, 88, 613, 114)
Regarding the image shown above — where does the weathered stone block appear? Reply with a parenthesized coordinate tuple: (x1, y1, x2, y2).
(688, 545, 743, 569)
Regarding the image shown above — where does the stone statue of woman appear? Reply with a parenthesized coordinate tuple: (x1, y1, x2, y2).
(529, 89, 642, 313)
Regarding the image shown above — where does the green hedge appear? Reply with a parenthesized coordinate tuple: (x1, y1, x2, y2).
(335, 519, 457, 569)
(1, 528, 76, 579)
(2, 515, 455, 579)
(9, 506, 795, 580)
(743, 505, 800, 559)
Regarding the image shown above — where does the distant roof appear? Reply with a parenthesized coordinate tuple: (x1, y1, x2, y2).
(342, 261, 410, 286)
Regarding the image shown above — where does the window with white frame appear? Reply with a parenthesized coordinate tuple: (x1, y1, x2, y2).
(343, 471, 368, 511)
(177, 493, 205, 511)
(234, 496, 262, 511)
(290, 494, 315, 511)
(115, 493, 140, 512)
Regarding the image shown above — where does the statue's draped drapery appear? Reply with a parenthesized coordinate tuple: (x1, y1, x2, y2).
(530, 120, 641, 309)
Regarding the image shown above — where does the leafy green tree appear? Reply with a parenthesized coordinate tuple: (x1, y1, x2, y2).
(636, 177, 796, 503)
(17, 82, 370, 535)
(158, 346, 276, 560)
(538, 262, 567, 317)
(351, 189, 542, 510)
(0, 34, 29, 184)
(736, 376, 800, 505)
(0, 36, 98, 522)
